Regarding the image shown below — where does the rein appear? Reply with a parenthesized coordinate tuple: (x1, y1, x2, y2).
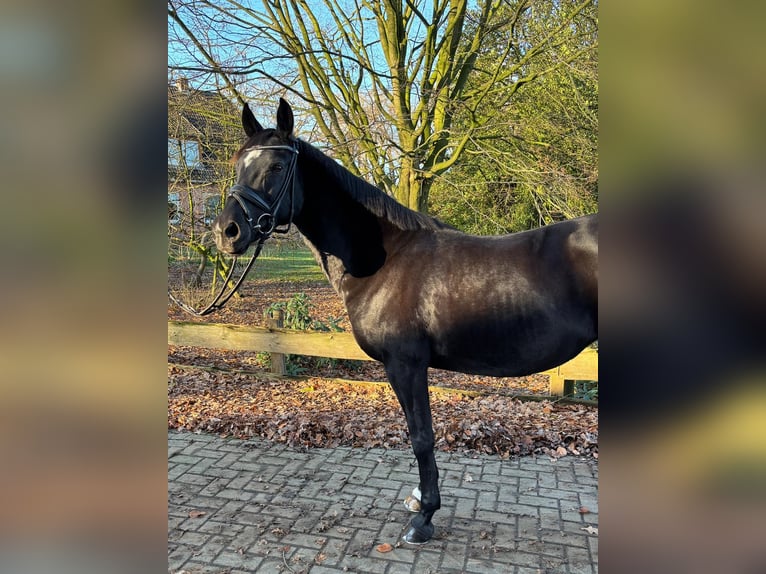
(167, 238, 265, 317)
(168, 143, 299, 317)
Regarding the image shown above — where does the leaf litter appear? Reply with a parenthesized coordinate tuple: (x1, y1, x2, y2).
(168, 280, 597, 458)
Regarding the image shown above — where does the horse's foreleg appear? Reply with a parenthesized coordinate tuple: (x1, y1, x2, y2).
(385, 359, 440, 544)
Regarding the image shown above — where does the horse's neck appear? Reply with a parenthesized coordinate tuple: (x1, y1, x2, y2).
(294, 152, 387, 287)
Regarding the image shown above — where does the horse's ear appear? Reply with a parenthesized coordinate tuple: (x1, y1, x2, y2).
(242, 103, 263, 137)
(276, 98, 294, 136)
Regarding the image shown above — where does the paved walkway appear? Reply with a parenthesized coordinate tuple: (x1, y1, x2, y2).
(169, 431, 598, 574)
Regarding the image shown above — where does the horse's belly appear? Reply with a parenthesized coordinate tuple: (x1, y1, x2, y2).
(428, 325, 595, 377)
(430, 354, 563, 377)
(430, 347, 579, 377)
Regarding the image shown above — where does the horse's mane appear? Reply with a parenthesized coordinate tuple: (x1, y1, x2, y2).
(297, 139, 448, 232)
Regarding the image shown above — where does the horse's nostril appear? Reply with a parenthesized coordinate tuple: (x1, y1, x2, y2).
(224, 222, 239, 239)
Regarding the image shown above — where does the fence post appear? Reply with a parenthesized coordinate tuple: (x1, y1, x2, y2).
(548, 369, 574, 397)
(264, 309, 286, 375)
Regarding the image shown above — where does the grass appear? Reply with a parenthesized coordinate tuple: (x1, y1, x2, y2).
(248, 242, 327, 282)
(168, 239, 326, 284)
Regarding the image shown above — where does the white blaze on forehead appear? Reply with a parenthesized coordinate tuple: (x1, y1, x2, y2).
(242, 148, 263, 170)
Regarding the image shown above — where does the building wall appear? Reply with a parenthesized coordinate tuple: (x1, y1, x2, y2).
(168, 182, 223, 234)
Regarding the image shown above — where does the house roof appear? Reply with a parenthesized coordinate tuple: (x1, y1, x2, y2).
(168, 80, 240, 144)
(168, 79, 242, 185)
(167, 163, 219, 184)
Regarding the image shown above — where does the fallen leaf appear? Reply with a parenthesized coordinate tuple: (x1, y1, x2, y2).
(188, 510, 206, 518)
(522, 436, 534, 446)
(582, 526, 598, 535)
(376, 543, 393, 553)
(579, 507, 591, 514)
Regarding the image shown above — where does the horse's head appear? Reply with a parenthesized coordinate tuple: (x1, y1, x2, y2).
(213, 98, 302, 255)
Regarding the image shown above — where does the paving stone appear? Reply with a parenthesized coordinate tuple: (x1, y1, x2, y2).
(518, 493, 561, 508)
(476, 488, 500, 511)
(411, 548, 442, 572)
(538, 506, 562, 530)
(436, 541, 467, 571)
(465, 556, 518, 573)
(540, 527, 588, 548)
(508, 550, 543, 569)
(169, 430, 598, 573)
(566, 543, 596, 574)
(454, 492, 478, 518)
(558, 480, 594, 494)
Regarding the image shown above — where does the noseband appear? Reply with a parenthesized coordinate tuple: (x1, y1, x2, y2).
(227, 143, 299, 239)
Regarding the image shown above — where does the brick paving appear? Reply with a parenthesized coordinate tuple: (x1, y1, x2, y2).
(169, 430, 598, 574)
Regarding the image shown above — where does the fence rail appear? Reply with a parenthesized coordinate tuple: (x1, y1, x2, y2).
(168, 320, 598, 397)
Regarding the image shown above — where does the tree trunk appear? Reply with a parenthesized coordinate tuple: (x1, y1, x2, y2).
(395, 158, 432, 214)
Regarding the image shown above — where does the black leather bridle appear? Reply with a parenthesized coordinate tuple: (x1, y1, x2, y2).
(168, 143, 299, 317)
(227, 143, 299, 239)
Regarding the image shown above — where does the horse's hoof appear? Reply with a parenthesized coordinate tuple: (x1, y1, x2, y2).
(402, 522, 434, 545)
(403, 495, 421, 513)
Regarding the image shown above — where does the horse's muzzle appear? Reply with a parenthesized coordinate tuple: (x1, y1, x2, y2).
(213, 217, 251, 255)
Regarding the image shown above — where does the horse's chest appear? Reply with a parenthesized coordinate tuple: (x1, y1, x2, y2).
(341, 276, 421, 352)
(348, 284, 415, 331)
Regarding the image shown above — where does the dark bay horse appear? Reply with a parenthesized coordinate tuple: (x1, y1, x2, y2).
(212, 99, 598, 544)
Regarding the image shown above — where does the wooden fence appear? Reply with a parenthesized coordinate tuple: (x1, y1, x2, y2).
(168, 319, 598, 397)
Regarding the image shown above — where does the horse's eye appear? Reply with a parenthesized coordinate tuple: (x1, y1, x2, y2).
(270, 163, 284, 173)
